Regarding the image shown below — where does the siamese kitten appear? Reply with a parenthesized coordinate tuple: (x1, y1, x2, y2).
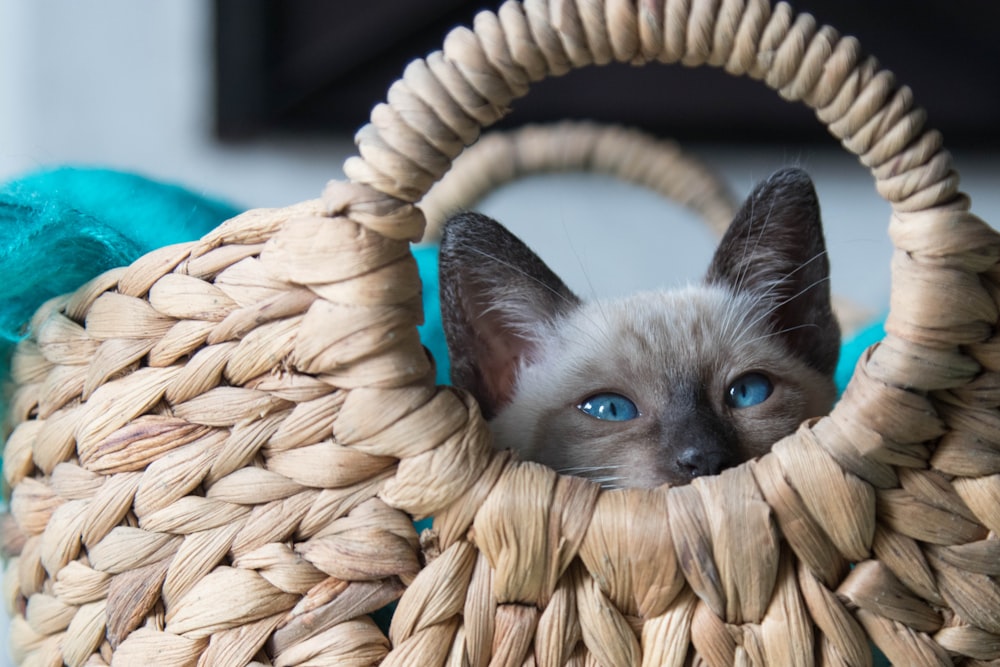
(439, 168, 840, 488)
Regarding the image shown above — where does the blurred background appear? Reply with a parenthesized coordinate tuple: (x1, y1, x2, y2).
(1, 0, 999, 318)
(1, 1, 999, 662)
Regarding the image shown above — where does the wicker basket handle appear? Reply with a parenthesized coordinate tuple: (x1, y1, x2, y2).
(326, 0, 998, 395)
(331, 0, 965, 219)
(417, 120, 739, 242)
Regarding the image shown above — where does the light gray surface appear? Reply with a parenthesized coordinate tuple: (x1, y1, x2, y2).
(2, 2, 999, 664)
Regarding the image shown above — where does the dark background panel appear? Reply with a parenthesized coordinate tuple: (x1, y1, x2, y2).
(215, 1, 1000, 147)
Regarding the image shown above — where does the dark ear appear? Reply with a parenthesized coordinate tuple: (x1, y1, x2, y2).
(706, 167, 840, 375)
(439, 212, 580, 418)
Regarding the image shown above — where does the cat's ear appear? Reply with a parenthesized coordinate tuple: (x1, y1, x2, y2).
(439, 212, 580, 418)
(706, 167, 840, 375)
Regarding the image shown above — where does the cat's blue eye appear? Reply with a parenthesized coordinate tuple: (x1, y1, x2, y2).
(726, 372, 773, 408)
(578, 393, 639, 421)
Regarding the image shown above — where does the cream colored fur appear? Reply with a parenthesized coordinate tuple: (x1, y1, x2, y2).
(490, 285, 835, 488)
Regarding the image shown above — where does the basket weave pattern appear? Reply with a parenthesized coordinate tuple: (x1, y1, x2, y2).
(5, 0, 1000, 665)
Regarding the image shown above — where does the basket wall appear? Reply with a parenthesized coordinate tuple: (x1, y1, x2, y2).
(5, 0, 1000, 665)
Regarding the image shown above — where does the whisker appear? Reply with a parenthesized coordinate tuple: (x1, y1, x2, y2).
(561, 219, 600, 302)
(466, 247, 577, 308)
(746, 249, 830, 306)
(555, 464, 628, 489)
(741, 322, 823, 346)
(560, 217, 616, 340)
(743, 274, 831, 333)
(557, 464, 626, 472)
(720, 289, 752, 348)
(732, 190, 778, 297)
(465, 246, 609, 345)
(724, 256, 831, 350)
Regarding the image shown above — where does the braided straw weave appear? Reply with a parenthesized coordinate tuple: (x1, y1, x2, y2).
(4, 0, 1000, 664)
(418, 120, 739, 240)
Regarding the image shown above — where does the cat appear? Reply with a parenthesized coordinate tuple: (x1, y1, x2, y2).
(438, 167, 840, 489)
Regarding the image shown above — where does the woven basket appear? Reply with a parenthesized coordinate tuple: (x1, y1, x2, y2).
(5, 0, 1000, 665)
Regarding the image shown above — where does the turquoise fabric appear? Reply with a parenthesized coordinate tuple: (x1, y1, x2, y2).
(0, 167, 240, 470)
(0, 168, 239, 348)
(412, 244, 450, 385)
(835, 318, 886, 395)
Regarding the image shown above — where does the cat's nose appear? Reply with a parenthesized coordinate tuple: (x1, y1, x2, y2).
(675, 446, 730, 479)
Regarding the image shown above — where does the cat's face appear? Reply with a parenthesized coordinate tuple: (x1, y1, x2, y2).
(439, 168, 840, 488)
(487, 287, 836, 487)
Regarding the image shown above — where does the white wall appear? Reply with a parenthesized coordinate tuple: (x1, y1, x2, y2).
(0, 0, 354, 208)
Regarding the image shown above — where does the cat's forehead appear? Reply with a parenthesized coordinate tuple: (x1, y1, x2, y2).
(546, 284, 785, 375)
(574, 285, 761, 341)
